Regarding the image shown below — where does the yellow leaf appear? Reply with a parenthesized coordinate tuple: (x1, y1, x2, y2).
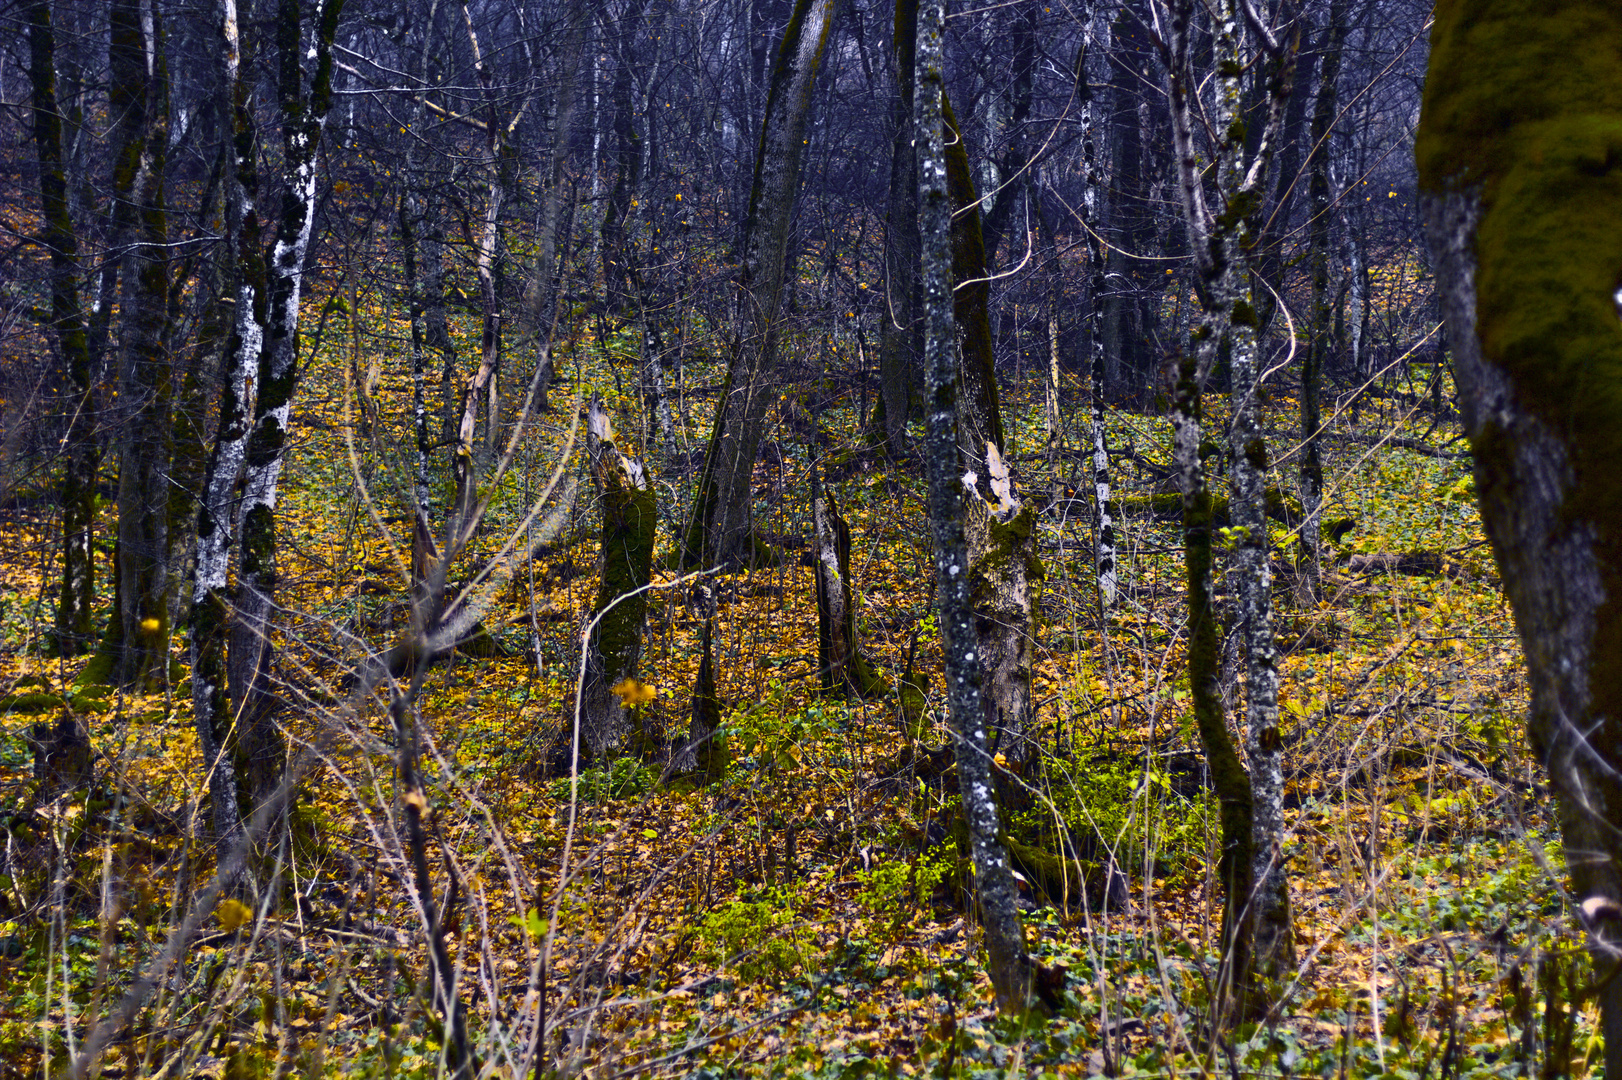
(216, 898, 253, 933)
(139, 617, 161, 633)
(611, 678, 657, 707)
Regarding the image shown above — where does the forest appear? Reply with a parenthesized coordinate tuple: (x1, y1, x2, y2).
(2, 0, 1619, 1076)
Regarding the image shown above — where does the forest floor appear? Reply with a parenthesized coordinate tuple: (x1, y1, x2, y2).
(0, 325, 1595, 1078)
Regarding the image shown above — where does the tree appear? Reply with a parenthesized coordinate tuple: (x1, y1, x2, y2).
(190, 0, 345, 843)
(1419, 1, 1622, 1070)
(1153, 0, 1300, 1014)
(26, 0, 97, 658)
(580, 395, 656, 759)
(681, 0, 841, 570)
(916, 0, 1032, 1016)
(1298, 0, 1347, 605)
(106, 0, 175, 689)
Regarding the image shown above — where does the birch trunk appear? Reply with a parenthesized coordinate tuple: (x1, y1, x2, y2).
(916, 0, 1031, 1015)
(1157, 0, 1300, 1013)
(399, 0, 448, 596)
(230, 0, 345, 805)
(452, 0, 508, 533)
(190, 0, 261, 850)
(1069, 7, 1115, 607)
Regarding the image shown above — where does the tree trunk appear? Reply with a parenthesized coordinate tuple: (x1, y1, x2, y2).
(811, 475, 887, 698)
(874, 73, 920, 455)
(1298, 1, 1345, 606)
(941, 93, 1005, 469)
(452, 5, 510, 535)
(400, 3, 451, 600)
(190, 0, 263, 852)
(1174, 323, 1254, 1026)
(1159, 0, 1300, 1015)
(915, 0, 1031, 1015)
(682, 0, 840, 569)
(1209, 0, 1297, 985)
(677, 589, 726, 781)
(1102, 3, 1160, 402)
(580, 396, 657, 760)
(1419, 5, 1622, 1070)
(27, 0, 97, 658)
(109, 0, 175, 689)
(520, 3, 589, 415)
(966, 444, 1040, 777)
(229, 0, 345, 806)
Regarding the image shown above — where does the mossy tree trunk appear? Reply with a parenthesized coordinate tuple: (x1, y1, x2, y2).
(915, 0, 1032, 1015)
(681, 0, 840, 570)
(1218, 6, 1297, 991)
(941, 93, 1005, 471)
(1159, 0, 1300, 1017)
(108, 0, 175, 690)
(1419, 4, 1622, 1070)
(581, 396, 657, 760)
(965, 444, 1040, 784)
(26, 0, 97, 658)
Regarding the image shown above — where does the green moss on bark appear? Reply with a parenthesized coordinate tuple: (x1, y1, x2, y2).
(1419, 0, 1622, 734)
(593, 474, 657, 681)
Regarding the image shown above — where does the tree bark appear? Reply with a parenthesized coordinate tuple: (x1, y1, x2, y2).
(874, 60, 920, 455)
(109, 0, 175, 689)
(1213, 1, 1297, 987)
(519, 3, 589, 415)
(1298, 0, 1346, 606)
(811, 474, 886, 698)
(27, 0, 97, 658)
(966, 444, 1040, 776)
(1157, 0, 1299, 1015)
(190, 0, 262, 852)
(229, 0, 345, 805)
(580, 396, 657, 760)
(682, 0, 841, 569)
(916, 0, 1031, 1015)
(1419, 4, 1622, 1069)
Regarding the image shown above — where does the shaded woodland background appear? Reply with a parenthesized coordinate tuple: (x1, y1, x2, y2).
(0, 0, 1592, 1076)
